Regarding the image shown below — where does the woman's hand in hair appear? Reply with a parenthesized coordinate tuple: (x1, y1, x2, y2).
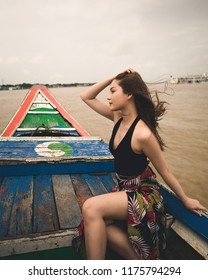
(125, 68, 135, 74)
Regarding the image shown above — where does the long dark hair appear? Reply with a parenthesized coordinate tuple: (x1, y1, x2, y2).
(115, 71, 167, 150)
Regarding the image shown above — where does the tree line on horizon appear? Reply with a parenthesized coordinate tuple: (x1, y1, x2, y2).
(0, 82, 95, 90)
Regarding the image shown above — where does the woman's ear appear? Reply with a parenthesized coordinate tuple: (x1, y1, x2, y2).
(127, 93, 133, 100)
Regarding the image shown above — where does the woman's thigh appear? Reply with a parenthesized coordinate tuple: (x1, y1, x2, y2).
(84, 191, 128, 221)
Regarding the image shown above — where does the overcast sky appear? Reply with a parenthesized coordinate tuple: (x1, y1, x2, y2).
(0, 0, 207, 84)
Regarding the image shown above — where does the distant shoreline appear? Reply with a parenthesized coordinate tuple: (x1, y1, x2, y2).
(0, 82, 95, 91)
(1, 73, 208, 91)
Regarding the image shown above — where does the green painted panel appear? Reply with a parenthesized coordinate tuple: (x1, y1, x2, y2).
(20, 108, 72, 129)
(30, 108, 55, 112)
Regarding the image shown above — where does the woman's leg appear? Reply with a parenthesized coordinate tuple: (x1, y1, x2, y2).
(106, 224, 140, 259)
(82, 191, 131, 259)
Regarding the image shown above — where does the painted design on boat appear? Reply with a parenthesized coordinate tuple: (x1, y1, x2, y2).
(34, 142, 73, 157)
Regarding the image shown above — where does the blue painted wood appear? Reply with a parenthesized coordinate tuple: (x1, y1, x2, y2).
(0, 172, 118, 239)
(83, 174, 108, 196)
(0, 139, 112, 158)
(33, 175, 59, 233)
(0, 176, 33, 237)
(0, 176, 18, 237)
(8, 176, 33, 237)
(161, 187, 208, 242)
(98, 173, 118, 192)
(70, 174, 92, 207)
(70, 173, 118, 208)
(0, 161, 115, 176)
(0, 169, 206, 259)
(52, 175, 82, 229)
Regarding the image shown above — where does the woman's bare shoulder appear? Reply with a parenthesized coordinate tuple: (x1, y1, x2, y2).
(135, 120, 153, 143)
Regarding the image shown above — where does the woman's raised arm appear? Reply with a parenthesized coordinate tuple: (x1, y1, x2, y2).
(80, 76, 115, 121)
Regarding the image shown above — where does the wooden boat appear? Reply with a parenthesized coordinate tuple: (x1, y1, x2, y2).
(0, 85, 89, 137)
(0, 86, 207, 260)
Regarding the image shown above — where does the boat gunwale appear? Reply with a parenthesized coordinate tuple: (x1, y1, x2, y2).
(0, 136, 101, 141)
(0, 155, 114, 165)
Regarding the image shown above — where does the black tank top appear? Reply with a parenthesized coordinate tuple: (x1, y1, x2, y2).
(109, 115, 149, 176)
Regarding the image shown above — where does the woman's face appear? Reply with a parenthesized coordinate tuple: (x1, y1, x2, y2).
(107, 79, 130, 111)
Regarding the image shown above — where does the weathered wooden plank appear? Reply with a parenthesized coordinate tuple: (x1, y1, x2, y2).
(83, 174, 108, 196)
(70, 174, 92, 207)
(33, 175, 59, 233)
(7, 176, 33, 237)
(0, 139, 112, 158)
(0, 176, 18, 237)
(52, 175, 82, 229)
(98, 173, 118, 192)
(70, 140, 111, 156)
(0, 145, 37, 158)
(0, 229, 76, 257)
(82, 173, 118, 197)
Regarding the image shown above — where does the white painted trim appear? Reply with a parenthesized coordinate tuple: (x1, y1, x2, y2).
(172, 220, 208, 259)
(16, 128, 76, 131)
(28, 111, 59, 114)
(0, 136, 102, 141)
(0, 230, 76, 257)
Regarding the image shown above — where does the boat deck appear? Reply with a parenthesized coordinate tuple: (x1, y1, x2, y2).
(0, 172, 117, 237)
(0, 137, 207, 259)
(0, 136, 116, 257)
(0, 171, 116, 244)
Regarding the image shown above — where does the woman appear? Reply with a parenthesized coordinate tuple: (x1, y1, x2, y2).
(73, 68, 207, 260)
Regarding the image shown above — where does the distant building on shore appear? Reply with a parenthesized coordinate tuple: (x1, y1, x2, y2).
(169, 73, 208, 84)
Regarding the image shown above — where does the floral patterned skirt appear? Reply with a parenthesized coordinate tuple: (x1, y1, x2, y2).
(72, 167, 166, 260)
(116, 167, 166, 259)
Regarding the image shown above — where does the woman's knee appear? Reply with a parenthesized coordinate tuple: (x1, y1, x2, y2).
(82, 191, 128, 223)
(82, 197, 100, 221)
